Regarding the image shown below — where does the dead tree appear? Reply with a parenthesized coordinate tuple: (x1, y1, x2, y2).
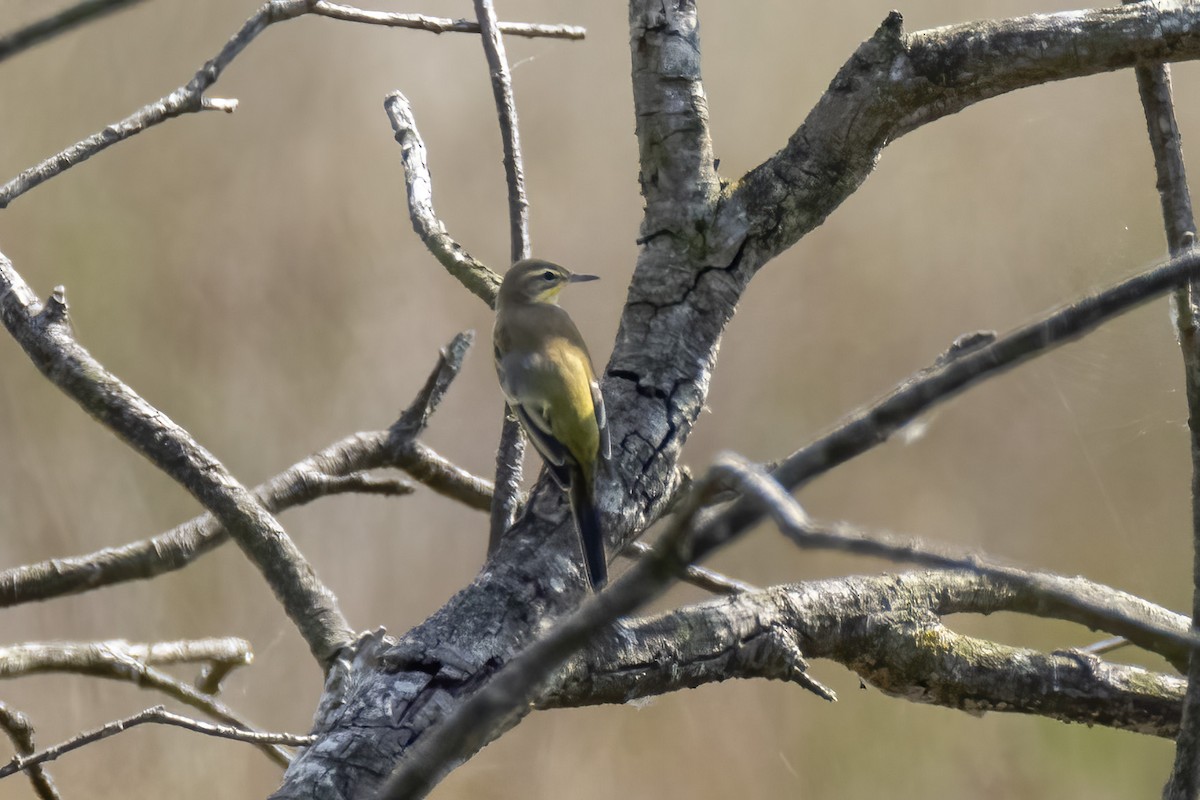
(3, 1, 1200, 798)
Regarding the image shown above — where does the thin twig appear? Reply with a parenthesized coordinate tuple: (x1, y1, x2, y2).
(0, 334, 484, 609)
(385, 332, 498, 512)
(474, 0, 531, 265)
(392, 331, 476, 434)
(1079, 637, 1131, 657)
(770, 249, 1200, 495)
(1123, 24, 1200, 797)
(0, 0, 584, 208)
(0, 0, 146, 63)
(0, 706, 313, 781)
(312, 1, 584, 40)
(474, 0, 532, 545)
(385, 92, 502, 305)
(0, 0, 314, 208)
(622, 540, 757, 595)
(0, 260, 353, 667)
(0, 639, 290, 766)
(0, 703, 60, 800)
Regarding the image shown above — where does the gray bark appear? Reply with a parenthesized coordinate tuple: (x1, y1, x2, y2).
(269, 2, 1200, 798)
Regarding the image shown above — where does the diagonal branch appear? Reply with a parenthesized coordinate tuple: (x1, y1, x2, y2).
(374, 459, 729, 800)
(715, 457, 1196, 668)
(385, 92, 501, 306)
(0, 332, 484, 609)
(377, 246, 1200, 798)
(621, 540, 757, 595)
(0, 0, 317, 208)
(0, 639, 292, 766)
(719, 3, 1200, 275)
(0, 256, 352, 667)
(0, 703, 59, 800)
(770, 249, 1200, 496)
(0, 0, 584, 209)
(0, 0, 146, 63)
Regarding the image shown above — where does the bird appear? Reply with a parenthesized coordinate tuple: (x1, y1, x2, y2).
(492, 258, 611, 590)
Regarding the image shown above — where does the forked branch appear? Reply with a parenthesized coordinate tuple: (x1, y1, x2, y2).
(0, 332, 486, 608)
(0, 257, 352, 666)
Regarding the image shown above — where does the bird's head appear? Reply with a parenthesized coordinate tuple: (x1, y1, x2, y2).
(498, 259, 599, 307)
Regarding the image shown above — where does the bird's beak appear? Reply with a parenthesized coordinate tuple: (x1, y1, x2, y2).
(568, 273, 600, 283)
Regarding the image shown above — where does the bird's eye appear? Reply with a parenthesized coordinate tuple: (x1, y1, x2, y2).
(541, 271, 555, 281)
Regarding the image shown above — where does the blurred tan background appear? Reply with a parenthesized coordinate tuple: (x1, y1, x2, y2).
(0, 0, 1196, 797)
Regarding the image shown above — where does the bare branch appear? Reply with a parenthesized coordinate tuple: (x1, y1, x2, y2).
(473, 0, 532, 544)
(0, 638, 252, 679)
(373, 235, 1200, 792)
(621, 540, 757, 595)
(375, 459, 750, 799)
(386, 331, 498, 509)
(543, 586, 833, 709)
(378, 421, 1191, 797)
(0, 702, 60, 800)
(547, 572, 1185, 736)
(0, 639, 290, 766)
(0, 259, 353, 666)
(0, 0, 146, 63)
(1080, 636, 1133, 658)
(1121, 14, 1200, 795)
(0, 333, 483, 608)
(474, 0, 531, 265)
(771, 249, 1200, 498)
(0, 0, 584, 208)
(392, 331, 474, 435)
(385, 92, 501, 306)
(713, 457, 1196, 668)
(0, 0, 317, 208)
(720, 3, 1200, 274)
(1134, 71, 1198, 257)
(392, 441, 494, 509)
(312, 1, 584, 40)
(379, 453, 801, 796)
(0, 706, 313, 781)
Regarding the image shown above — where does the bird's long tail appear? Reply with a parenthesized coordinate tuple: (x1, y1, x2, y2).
(569, 474, 607, 590)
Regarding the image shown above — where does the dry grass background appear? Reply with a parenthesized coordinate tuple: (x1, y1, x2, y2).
(0, 0, 1197, 797)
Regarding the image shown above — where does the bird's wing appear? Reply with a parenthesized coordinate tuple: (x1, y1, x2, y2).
(511, 402, 571, 488)
(496, 349, 574, 485)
